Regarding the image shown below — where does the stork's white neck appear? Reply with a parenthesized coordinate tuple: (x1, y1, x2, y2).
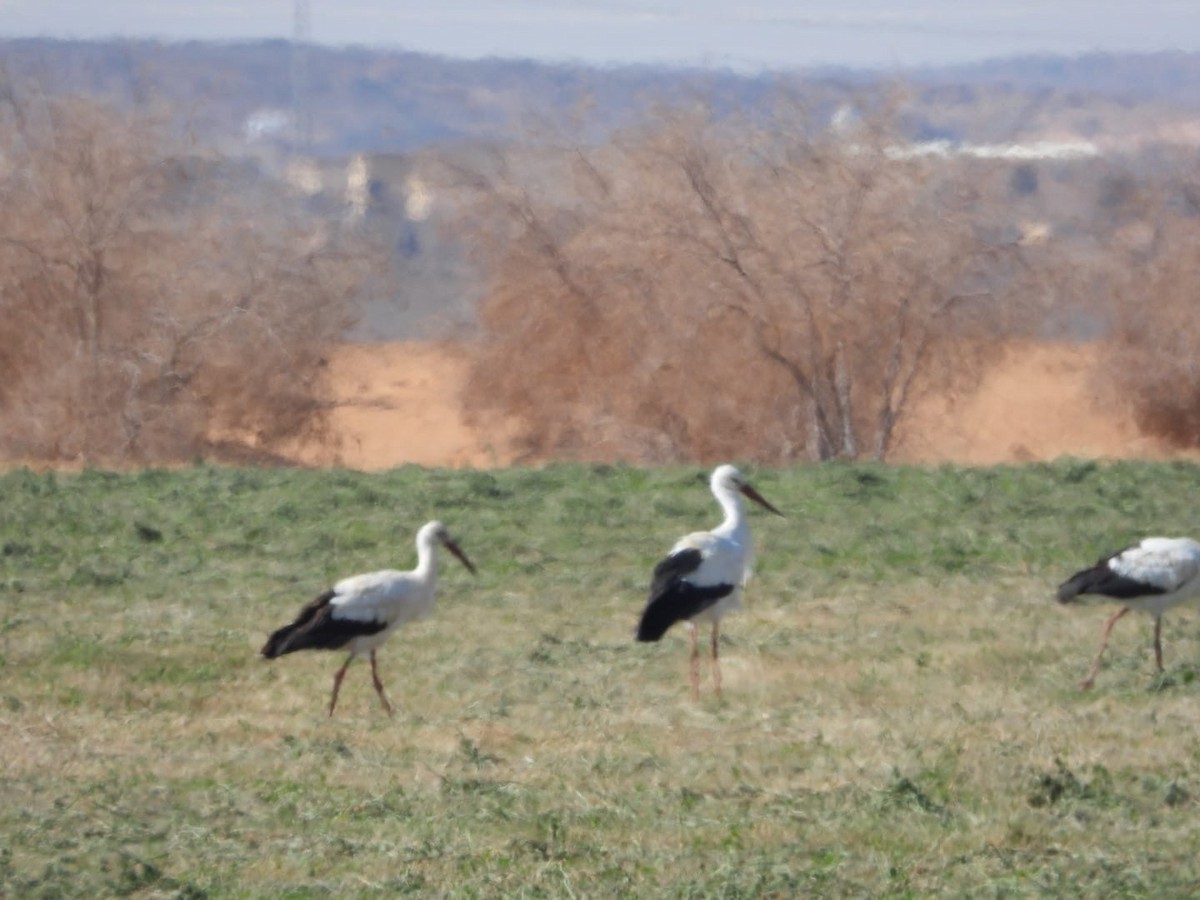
(413, 529, 441, 580)
(712, 482, 749, 541)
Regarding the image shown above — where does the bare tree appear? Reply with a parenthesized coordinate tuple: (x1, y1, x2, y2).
(1092, 162, 1200, 447)
(0, 88, 383, 464)
(445, 93, 1036, 463)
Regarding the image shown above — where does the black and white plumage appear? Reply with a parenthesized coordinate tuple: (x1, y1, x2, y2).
(261, 520, 476, 715)
(636, 464, 783, 698)
(1056, 536, 1200, 689)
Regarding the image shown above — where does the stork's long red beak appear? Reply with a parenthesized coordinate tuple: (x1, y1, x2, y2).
(740, 483, 785, 517)
(444, 538, 478, 575)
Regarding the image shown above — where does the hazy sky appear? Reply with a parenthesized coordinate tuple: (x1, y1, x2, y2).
(4, 1, 1200, 71)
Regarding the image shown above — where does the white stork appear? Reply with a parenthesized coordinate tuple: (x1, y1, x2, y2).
(1056, 536, 1200, 689)
(636, 464, 784, 699)
(261, 520, 476, 716)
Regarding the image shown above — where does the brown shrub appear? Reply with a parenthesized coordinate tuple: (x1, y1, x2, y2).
(0, 91, 382, 465)
(445, 95, 1039, 463)
(1097, 182, 1200, 446)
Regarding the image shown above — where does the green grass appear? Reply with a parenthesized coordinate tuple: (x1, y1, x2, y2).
(3, 459, 1200, 896)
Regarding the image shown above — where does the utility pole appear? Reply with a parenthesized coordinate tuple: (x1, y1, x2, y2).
(291, 0, 313, 155)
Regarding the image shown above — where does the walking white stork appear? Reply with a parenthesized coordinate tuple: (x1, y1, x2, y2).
(1056, 536, 1200, 689)
(636, 464, 784, 699)
(261, 520, 476, 715)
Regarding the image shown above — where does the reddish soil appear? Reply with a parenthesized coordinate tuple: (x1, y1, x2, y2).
(292, 339, 1191, 469)
(294, 342, 517, 469)
(890, 341, 1193, 465)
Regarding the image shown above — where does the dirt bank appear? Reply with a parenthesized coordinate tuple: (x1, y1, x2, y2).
(292, 340, 1189, 469)
(890, 341, 1190, 464)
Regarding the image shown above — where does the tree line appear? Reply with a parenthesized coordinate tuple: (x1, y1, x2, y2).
(3, 82, 1198, 466)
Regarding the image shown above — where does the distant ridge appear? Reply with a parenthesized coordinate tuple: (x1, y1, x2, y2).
(1, 38, 1199, 155)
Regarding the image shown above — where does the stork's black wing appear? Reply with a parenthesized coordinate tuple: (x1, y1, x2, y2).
(1056, 546, 1168, 604)
(261, 589, 388, 658)
(636, 548, 735, 642)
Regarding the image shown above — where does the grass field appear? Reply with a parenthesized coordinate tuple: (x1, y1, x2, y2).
(4, 460, 1200, 897)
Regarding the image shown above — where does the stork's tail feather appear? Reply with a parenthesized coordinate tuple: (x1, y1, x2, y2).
(261, 623, 302, 658)
(261, 589, 338, 658)
(1056, 566, 1104, 604)
(636, 601, 678, 642)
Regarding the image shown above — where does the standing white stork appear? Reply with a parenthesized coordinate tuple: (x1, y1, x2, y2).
(261, 520, 476, 715)
(636, 464, 784, 699)
(1056, 536, 1200, 689)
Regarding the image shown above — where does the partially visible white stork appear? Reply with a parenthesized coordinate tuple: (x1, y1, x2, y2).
(261, 520, 476, 715)
(1056, 536, 1200, 689)
(636, 464, 784, 699)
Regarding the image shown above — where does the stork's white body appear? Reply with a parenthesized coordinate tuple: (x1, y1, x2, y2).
(327, 558, 442, 657)
(1057, 536, 1200, 688)
(1098, 537, 1200, 611)
(666, 496, 756, 625)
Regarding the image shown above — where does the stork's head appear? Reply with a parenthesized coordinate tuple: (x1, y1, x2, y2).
(422, 520, 478, 574)
(712, 464, 784, 517)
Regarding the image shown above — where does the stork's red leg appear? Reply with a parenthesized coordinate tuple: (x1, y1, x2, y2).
(329, 654, 354, 716)
(688, 623, 700, 700)
(1153, 615, 1164, 673)
(1079, 606, 1130, 690)
(369, 650, 394, 715)
(710, 621, 722, 697)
